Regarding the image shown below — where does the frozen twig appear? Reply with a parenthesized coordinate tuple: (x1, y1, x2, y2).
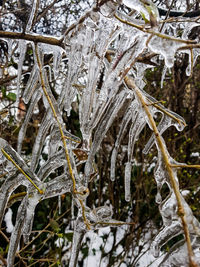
(34, 43, 91, 230)
(124, 76, 198, 267)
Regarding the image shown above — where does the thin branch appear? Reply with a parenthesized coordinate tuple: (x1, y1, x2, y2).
(36, 0, 61, 23)
(114, 13, 197, 45)
(1, 148, 44, 194)
(35, 43, 91, 230)
(171, 164, 200, 169)
(124, 76, 197, 267)
(0, 30, 63, 47)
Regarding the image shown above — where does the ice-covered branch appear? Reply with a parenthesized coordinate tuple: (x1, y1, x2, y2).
(0, 31, 63, 47)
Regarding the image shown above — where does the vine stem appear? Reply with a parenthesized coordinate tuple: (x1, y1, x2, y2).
(35, 43, 91, 230)
(124, 76, 198, 267)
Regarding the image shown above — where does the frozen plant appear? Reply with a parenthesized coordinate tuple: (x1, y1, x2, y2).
(0, 0, 200, 266)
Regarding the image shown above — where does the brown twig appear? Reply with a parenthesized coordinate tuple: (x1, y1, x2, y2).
(114, 13, 197, 44)
(0, 30, 63, 47)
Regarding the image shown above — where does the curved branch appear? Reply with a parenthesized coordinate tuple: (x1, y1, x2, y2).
(158, 7, 200, 18)
(0, 31, 63, 47)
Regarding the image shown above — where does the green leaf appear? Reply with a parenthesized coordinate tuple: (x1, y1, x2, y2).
(50, 219, 60, 233)
(1, 86, 6, 98)
(64, 232, 73, 242)
(6, 92, 16, 101)
(141, 12, 149, 23)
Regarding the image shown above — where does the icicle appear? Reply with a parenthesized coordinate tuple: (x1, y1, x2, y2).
(143, 107, 186, 155)
(3, 143, 41, 186)
(124, 162, 132, 202)
(0, 174, 26, 227)
(38, 43, 64, 79)
(16, 40, 27, 110)
(143, 114, 171, 154)
(7, 197, 28, 267)
(99, 0, 118, 17)
(23, 190, 42, 244)
(161, 65, 167, 88)
(44, 175, 71, 199)
(68, 218, 85, 267)
(23, 65, 40, 104)
(37, 151, 66, 181)
(18, 90, 42, 154)
(127, 112, 146, 162)
(63, 33, 82, 114)
(58, 195, 61, 214)
(109, 92, 138, 184)
(148, 36, 183, 68)
(71, 198, 75, 228)
(85, 90, 128, 179)
(30, 111, 53, 171)
(25, 0, 37, 33)
(80, 53, 99, 138)
(7, 39, 14, 62)
(110, 148, 118, 182)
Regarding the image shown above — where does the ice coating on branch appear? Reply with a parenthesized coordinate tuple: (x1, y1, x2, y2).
(123, 0, 159, 22)
(158, 237, 200, 267)
(44, 174, 72, 198)
(143, 111, 186, 155)
(0, 174, 26, 227)
(38, 43, 64, 79)
(0, 138, 8, 164)
(184, 48, 200, 77)
(18, 90, 42, 154)
(48, 126, 80, 157)
(16, 40, 27, 106)
(7, 197, 28, 267)
(63, 32, 83, 115)
(37, 151, 66, 180)
(30, 111, 53, 171)
(153, 191, 200, 259)
(127, 112, 146, 161)
(68, 221, 84, 267)
(85, 90, 128, 180)
(3, 143, 41, 184)
(23, 190, 42, 243)
(100, 0, 119, 17)
(152, 141, 200, 259)
(1, 2, 200, 266)
(25, 0, 37, 33)
(23, 64, 40, 104)
(148, 36, 183, 68)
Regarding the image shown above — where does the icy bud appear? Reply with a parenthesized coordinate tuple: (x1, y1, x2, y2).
(76, 186, 89, 201)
